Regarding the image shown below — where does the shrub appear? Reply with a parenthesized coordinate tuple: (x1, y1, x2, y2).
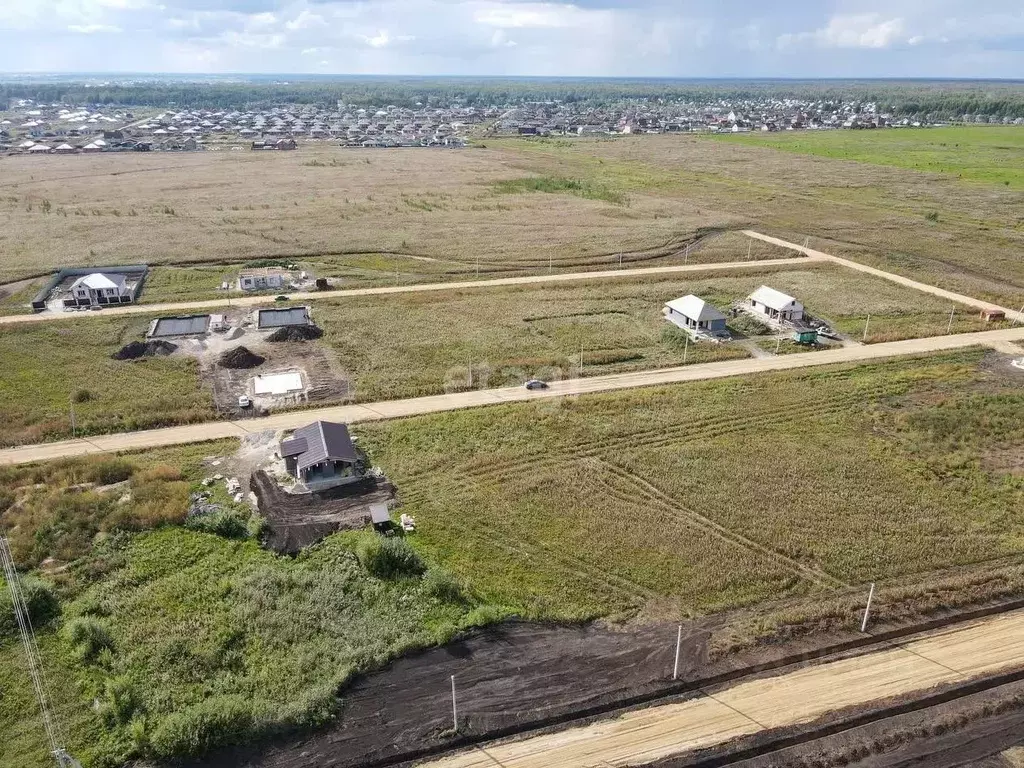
(148, 696, 254, 759)
(185, 509, 253, 539)
(63, 616, 114, 661)
(925, 210, 940, 222)
(72, 388, 92, 403)
(0, 575, 60, 637)
(422, 568, 465, 602)
(89, 459, 135, 486)
(356, 536, 426, 579)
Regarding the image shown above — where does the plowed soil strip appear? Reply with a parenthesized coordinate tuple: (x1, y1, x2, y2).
(420, 611, 1024, 768)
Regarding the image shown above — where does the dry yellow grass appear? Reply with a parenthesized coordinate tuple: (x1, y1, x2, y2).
(0, 145, 737, 283)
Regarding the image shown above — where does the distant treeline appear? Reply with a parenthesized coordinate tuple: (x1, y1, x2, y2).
(3, 78, 1023, 118)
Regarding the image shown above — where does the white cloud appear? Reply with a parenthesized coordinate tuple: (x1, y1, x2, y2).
(779, 14, 907, 49)
(473, 3, 582, 29)
(0, 1, 1022, 77)
(68, 23, 124, 33)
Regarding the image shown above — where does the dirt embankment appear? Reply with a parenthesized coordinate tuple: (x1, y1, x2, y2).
(251, 470, 395, 554)
(191, 619, 710, 768)
(187, 597, 1024, 768)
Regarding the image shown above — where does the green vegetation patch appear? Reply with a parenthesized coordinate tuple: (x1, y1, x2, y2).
(359, 349, 1024, 620)
(714, 126, 1024, 189)
(0, 444, 482, 768)
(0, 315, 214, 446)
(0, 441, 240, 567)
(493, 176, 627, 205)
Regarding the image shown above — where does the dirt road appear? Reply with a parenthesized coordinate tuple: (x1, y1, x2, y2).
(742, 231, 1024, 322)
(2, 326, 1023, 467)
(0, 256, 815, 326)
(420, 611, 1024, 768)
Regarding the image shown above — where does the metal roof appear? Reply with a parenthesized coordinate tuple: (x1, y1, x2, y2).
(279, 436, 307, 458)
(257, 307, 310, 329)
(282, 421, 359, 474)
(664, 295, 727, 322)
(149, 314, 210, 337)
(749, 286, 802, 312)
(368, 503, 391, 525)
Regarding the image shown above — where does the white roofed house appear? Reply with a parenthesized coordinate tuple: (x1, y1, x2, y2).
(68, 273, 132, 307)
(664, 295, 729, 338)
(747, 286, 804, 323)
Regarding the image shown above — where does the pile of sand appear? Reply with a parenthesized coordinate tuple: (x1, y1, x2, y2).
(266, 325, 324, 342)
(111, 340, 178, 360)
(218, 346, 265, 369)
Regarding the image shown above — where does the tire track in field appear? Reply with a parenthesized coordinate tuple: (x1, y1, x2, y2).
(415, 372, 894, 486)
(597, 462, 847, 590)
(401, 476, 659, 605)
(399, 386, 884, 598)
(429, 389, 878, 492)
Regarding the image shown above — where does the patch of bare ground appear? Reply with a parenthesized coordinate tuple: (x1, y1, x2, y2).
(982, 447, 1024, 477)
(251, 470, 395, 554)
(192, 333, 351, 415)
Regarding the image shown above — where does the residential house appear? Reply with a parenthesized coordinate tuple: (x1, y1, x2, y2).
(747, 286, 804, 323)
(68, 273, 133, 306)
(279, 421, 364, 490)
(664, 295, 729, 336)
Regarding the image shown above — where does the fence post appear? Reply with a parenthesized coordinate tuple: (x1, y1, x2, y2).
(861, 583, 876, 633)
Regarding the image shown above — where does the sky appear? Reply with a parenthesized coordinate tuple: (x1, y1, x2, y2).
(1, 1, 1023, 78)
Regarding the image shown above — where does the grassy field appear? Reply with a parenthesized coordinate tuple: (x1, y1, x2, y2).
(0, 314, 213, 446)
(0, 263, 1003, 446)
(0, 443, 483, 768)
(488, 132, 1024, 307)
(2, 131, 1021, 313)
(3, 352, 1024, 766)
(315, 263, 1004, 401)
(713, 126, 1024, 189)
(359, 349, 1024, 621)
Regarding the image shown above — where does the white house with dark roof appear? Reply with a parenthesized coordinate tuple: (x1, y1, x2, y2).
(747, 286, 804, 323)
(280, 421, 364, 491)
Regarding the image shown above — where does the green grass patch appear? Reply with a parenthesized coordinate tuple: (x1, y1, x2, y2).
(493, 176, 627, 205)
(713, 126, 1024, 189)
(0, 443, 484, 768)
(358, 349, 1024, 620)
(0, 315, 215, 446)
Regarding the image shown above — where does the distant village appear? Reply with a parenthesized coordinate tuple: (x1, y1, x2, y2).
(2, 94, 1020, 156)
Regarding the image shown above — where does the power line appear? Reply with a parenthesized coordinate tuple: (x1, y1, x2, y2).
(0, 536, 81, 768)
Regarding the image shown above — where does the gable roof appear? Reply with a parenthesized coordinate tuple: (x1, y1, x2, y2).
(664, 295, 727, 322)
(749, 285, 802, 311)
(281, 421, 358, 473)
(71, 273, 126, 291)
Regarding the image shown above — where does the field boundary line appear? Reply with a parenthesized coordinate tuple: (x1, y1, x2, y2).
(741, 230, 1024, 322)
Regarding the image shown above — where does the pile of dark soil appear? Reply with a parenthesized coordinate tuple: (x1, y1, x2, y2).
(219, 346, 265, 369)
(266, 324, 324, 343)
(111, 340, 178, 360)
